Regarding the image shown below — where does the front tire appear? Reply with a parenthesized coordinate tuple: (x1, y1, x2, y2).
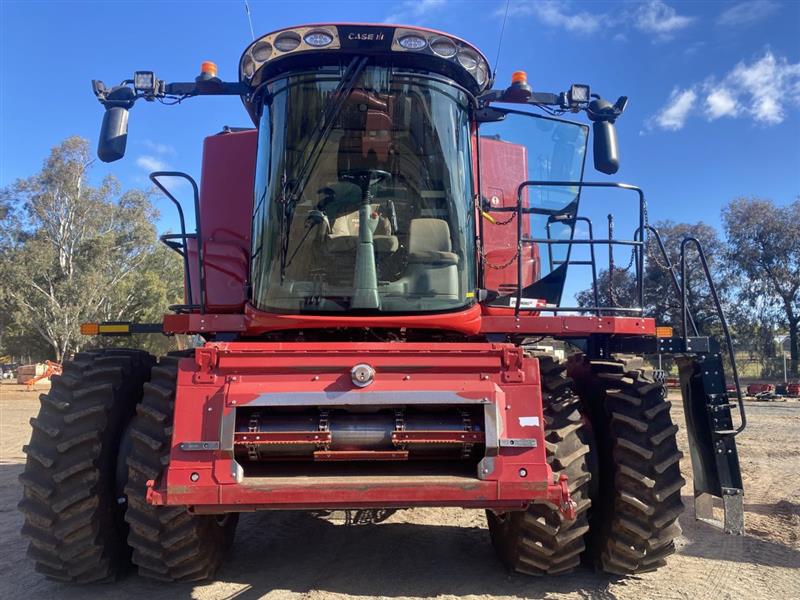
(569, 354, 685, 575)
(487, 352, 594, 575)
(124, 354, 238, 581)
(19, 349, 155, 582)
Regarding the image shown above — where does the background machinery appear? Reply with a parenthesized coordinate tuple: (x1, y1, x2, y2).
(20, 23, 745, 583)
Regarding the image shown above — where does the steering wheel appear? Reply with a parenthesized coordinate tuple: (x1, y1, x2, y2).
(338, 169, 392, 199)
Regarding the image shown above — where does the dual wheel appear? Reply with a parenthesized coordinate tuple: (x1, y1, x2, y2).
(488, 352, 685, 576)
(18, 350, 236, 583)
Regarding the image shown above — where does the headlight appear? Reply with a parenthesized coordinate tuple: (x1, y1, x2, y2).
(398, 35, 427, 50)
(251, 41, 272, 62)
(430, 37, 457, 58)
(475, 63, 488, 86)
(241, 55, 256, 79)
(274, 32, 301, 52)
(304, 30, 334, 47)
(457, 50, 478, 70)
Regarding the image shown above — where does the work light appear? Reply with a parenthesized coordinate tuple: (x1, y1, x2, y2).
(134, 71, 156, 93)
(398, 34, 427, 50)
(304, 30, 334, 47)
(569, 84, 590, 104)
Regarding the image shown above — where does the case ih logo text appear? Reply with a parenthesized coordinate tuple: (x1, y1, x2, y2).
(348, 31, 385, 41)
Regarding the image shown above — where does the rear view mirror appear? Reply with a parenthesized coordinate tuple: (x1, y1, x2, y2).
(592, 120, 619, 175)
(98, 106, 129, 163)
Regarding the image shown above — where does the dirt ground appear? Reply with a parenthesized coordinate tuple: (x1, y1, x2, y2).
(1, 383, 798, 600)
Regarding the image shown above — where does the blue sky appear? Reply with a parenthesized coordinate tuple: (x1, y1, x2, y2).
(2, 0, 798, 240)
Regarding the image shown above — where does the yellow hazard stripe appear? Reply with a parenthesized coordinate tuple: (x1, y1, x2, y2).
(98, 324, 130, 334)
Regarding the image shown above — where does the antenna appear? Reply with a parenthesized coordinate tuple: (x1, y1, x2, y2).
(493, 0, 510, 81)
(243, 0, 255, 41)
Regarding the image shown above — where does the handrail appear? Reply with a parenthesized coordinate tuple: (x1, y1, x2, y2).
(680, 237, 746, 434)
(547, 216, 599, 307)
(637, 225, 699, 336)
(150, 171, 205, 313)
(511, 181, 646, 316)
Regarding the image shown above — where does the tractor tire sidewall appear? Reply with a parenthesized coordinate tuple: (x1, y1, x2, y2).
(19, 349, 155, 582)
(568, 354, 685, 575)
(486, 351, 594, 576)
(123, 353, 238, 582)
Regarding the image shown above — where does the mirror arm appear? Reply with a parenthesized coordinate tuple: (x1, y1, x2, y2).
(479, 89, 562, 107)
(164, 80, 251, 96)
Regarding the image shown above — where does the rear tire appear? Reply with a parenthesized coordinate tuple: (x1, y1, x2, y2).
(19, 349, 155, 582)
(568, 354, 685, 575)
(124, 354, 238, 582)
(487, 352, 593, 575)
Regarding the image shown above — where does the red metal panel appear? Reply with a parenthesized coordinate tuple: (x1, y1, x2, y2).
(197, 129, 257, 312)
(162, 313, 247, 335)
(242, 302, 483, 335)
(480, 311, 656, 336)
(145, 342, 577, 511)
(479, 136, 538, 294)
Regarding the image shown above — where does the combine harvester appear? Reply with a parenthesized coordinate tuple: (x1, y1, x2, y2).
(20, 23, 745, 583)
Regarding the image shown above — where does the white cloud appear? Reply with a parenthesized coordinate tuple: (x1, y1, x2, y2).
(634, 1, 695, 39)
(717, 0, 779, 27)
(705, 88, 738, 119)
(649, 51, 800, 131)
(383, 0, 447, 24)
(502, 0, 606, 34)
(501, 0, 694, 40)
(142, 140, 175, 155)
(136, 155, 168, 172)
(654, 88, 697, 130)
(728, 52, 800, 124)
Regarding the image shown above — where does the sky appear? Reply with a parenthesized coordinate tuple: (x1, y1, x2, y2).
(1, 0, 799, 243)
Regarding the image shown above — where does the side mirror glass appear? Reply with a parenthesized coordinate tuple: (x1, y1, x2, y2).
(592, 120, 619, 175)
(98, 106, 129, 162)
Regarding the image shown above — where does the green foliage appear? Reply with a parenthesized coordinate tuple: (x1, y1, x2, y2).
(0, 137, 183, 361)
(723, 197, 800, 376)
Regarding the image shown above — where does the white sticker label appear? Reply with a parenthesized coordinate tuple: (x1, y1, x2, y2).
(519, 416, 540, 427)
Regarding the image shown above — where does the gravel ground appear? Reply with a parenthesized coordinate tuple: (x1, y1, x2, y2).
(1, 383, 798, 600)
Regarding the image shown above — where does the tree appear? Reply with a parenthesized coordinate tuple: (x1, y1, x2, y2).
(0, 137, 183, 361)
(723, 198, 800, 376)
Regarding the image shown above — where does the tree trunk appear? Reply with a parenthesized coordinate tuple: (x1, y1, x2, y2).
(789, 319, 799, 378)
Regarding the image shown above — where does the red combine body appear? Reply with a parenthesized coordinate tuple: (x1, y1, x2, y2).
(20, 22, 746, 585)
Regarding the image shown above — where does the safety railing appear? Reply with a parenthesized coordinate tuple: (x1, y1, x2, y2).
(150, 171, 205, 313)
(486, 180, 647, 316)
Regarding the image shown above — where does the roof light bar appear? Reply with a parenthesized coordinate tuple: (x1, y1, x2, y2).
(239, 24, 491, 92)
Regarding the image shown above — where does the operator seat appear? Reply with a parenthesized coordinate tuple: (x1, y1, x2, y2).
(328, 208, 399, 254)
(322, 182, 399, 255)
(407, 218, 458, 265)
(405, 218, 459, 299)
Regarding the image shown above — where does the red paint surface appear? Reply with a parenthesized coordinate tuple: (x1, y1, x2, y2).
(184, 129, 257, 312)
(146, 342, 575, 510)
(479, 136, 538, 294)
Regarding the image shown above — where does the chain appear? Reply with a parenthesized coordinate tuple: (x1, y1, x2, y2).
(608, 197, 652, 306)
(482, 251, 518, 270)
(491, 211, 516, 226)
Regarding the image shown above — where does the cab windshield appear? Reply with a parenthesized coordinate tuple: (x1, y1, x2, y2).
(251, 65, 476, 314)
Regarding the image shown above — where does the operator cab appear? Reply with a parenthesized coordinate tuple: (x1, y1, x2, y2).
(246, 26, 490, 314)
(250, 68, 475, 312)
